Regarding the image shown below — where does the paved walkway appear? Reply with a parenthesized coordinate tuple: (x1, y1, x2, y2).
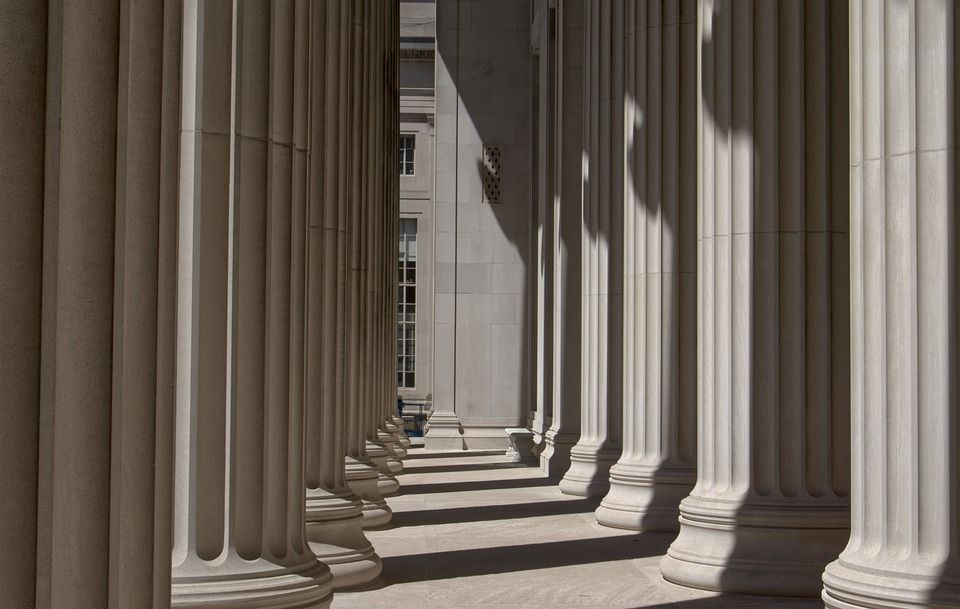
(331, 449, 823, 609)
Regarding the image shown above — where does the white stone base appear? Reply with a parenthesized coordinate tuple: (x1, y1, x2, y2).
(661, 496, 848, 597)
(558, 442, 619, 497)
(539, 429, 578, 478)
(305, 489, 382, 591)
(594, 462, 693, 532)
(172, 556, 332, 609)
(344, 457, 392, 528)
(423, 410, 465, 450)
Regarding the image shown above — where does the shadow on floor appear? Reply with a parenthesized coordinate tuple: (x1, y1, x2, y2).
(402, 449, 506, 460)
(393, 497, 601, 527)
(626, 595, 822, 609)
(399, 476, 558, 496)
(381, 533, 673, 584)
(402, 461, 533, 475)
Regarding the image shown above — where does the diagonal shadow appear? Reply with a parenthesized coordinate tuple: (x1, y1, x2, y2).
(402, 449, 506, 460)
(393, 497, 601, 527)
(398, 476, 557, 496)
(402, 461, 532, 475)
(380, 533, 672, 584)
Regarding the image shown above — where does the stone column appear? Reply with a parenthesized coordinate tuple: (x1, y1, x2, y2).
(381, 9, 411, 457)
(822, 2, 959, 606)
(425, 0, 465, 450)
(596, 0, 697, 532)
(343, 0, 394, 527)
(170, 2, 331, 606)
(541, 0, 584, 479)
(661, 0, 850, 596)
(371, 1, 406, 475)
(0, 2, 47, 606)
(360, 0, 401, 491)
(533, 0, 557, 456)
(559, 0, 624, 498)
(303, 0, 383, 590)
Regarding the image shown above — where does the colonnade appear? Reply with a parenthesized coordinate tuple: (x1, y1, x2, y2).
(0, 1, 405, 608)
(533, 0, 959, 605)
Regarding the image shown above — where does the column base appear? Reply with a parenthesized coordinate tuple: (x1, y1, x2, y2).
(344, 456, 392, 528)
(377, 429, 404, 473)
(172, 556, 332, 609)
(424, 410, 464, 450)
(595, 461, 694, 531)
(365, 440, 399, 496)
(661, 495, 848, 597)
(822, 554, 960, 608)
(558, 441, 619, 497)
(390, 415, 411, 450)
(382, 421, 408, 459)
(539, 429, 579, 478)
(305, 487, 382, 590)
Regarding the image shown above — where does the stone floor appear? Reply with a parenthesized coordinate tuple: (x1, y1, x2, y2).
(332, 448, 824, 609)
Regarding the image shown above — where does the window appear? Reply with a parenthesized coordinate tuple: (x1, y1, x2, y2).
(397, 218, 417, 389)
(400, 134, 415, 176)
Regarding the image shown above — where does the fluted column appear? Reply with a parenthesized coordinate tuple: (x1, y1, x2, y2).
(541, 0, 584, 479)
(0, 2, 47, 606)
(596, 0, 697, 532)
(533, 0, 557, 456)
(170, 3, 331, 606)
(662, 0, 850, 596)
(382, 6, 410, 457)
(360, 0, 400, 494)
(303, 0, 383, 589)
(343, 0, 393, 528)
(559, 0, 624, 498)
(822, 2, 959, 606)
(371, 0, 406, 475)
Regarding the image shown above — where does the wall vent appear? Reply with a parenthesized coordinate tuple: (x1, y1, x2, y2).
(481, 145, 502, 204)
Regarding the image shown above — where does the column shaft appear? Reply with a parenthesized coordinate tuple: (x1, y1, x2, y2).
(823, 1, 960, 606)
(662, 0, 850, 596)
(170, 2, 331, 605)
(542, 0, 585, 478)
(596, 0, 697, 532)
(0, 2, 47, 606)
(38, 1, 120, 606)
(304, 0, 383, 588)
(559, 0, 624, 498)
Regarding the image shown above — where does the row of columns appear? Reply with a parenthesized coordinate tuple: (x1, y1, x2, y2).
(533, 0, 959, 604)
(0, 1, 406, 608)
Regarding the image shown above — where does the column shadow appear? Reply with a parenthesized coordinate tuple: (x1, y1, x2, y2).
(398, 476, 557, 496)
(380, 533, 673, 584)
(402, 461, 532, 475)
(393, 497, 601, 526)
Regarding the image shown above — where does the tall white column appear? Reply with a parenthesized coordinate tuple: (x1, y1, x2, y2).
(541, 0, 584, 478)
(170, 2, 331, 606)
(425, 0, 465, 450)
(359, 0, 400, 494)
(559, 0, 624, 498)
(343, 0, 393, 528)
(303, 0, 383, 590)
(823, 2, 959, 606)
(662, 0, 850, 596)
(596, 0, 697, 532)
(533, 0, 557, 456)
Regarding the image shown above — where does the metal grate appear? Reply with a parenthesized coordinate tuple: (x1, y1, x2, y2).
(482, 145, 502, 204)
